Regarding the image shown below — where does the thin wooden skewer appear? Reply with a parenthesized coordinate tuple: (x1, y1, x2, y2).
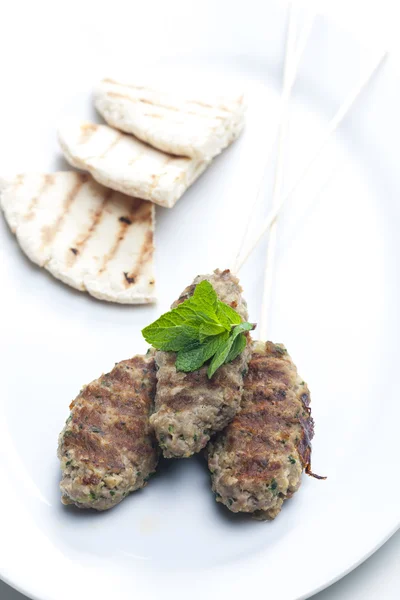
(258, 10, 304, 340)
(231, 5, 315, 275)
(234, 49, 388, 275)
(258, 6, 318, 339)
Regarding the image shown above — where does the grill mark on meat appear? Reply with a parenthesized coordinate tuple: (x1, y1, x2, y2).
(80, 399, 148, 422)
(207, 341, 325, 518)
(24, 174, 54, 221)
(41, 175, 86, 250)
(59, 354, 158, 507)
(62, 428, 126, 471)
(66, 408, 153, 461)
(67, 187, 113, 267)
(78, 383, 149, 412)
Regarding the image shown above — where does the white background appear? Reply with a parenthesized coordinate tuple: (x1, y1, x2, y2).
(0, 0, 399, 598)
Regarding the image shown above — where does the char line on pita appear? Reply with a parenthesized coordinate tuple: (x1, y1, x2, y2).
(0, 171, 156, 304)
(58, 120, 210, 208)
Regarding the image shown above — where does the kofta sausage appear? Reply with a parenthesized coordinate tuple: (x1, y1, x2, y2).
(150, 269, 251, 458)
(58, 353, 158, 510)
(207, 340, 320, 520)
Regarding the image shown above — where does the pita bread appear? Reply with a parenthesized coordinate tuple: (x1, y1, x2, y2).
(0, 172, 156, 304)
(94, 77, 246, 160)
(58, 121, 209, 208)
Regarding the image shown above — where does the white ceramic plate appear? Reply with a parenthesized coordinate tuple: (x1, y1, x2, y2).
(0, 2, 399, 599)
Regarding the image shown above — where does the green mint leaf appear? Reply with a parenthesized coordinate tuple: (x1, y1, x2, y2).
(231, 321, 254, 336)
(176, 332, 229, 372)
(142, 305, 200, 351)
(207, 322, 254, 378)
(142, 282, 221, 351)
(224, 333, 247, 364)
(169, 306, 216, 332)
(142, 280, 252, 375)
(191, 280, 218, 314)
(216, 301, 242, 327)
(169, 281, 225, 337)
(207, 339, 233, 379)
(199, 321, 228, 341)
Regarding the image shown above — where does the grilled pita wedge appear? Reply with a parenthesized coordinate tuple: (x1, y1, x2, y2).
(0, 172, 156, 304)
(94, 77, 246, 160)
(58, 121, 209, 208)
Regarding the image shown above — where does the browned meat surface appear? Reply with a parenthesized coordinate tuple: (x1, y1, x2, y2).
(58, 353, 158, 510)
(150, 269, 251, 458)
(207, 340, 319, 519)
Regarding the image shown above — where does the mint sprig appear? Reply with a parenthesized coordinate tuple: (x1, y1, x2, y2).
(207, 321, 253, 378)
(142, 281, 254, 378)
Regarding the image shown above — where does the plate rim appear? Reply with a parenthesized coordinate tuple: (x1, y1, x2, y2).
(1, 5, 400, 600)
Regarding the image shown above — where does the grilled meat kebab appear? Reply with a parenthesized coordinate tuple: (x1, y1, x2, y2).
(207, 340, 322, 520)
(150, 269, 251, 459)
(58, 353, 158, 510)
